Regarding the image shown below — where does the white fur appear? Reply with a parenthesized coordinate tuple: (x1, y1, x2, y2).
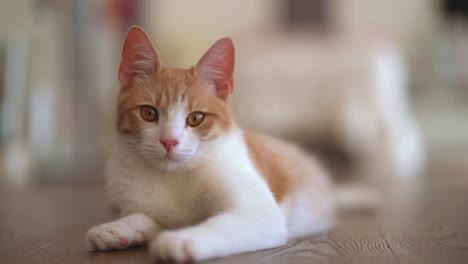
(136, 98, 200, 171)
(88, 96, 334, 261)
(88, 125, 289, 261)
(281, 170, 334, 239)
(87, 212, 159, 250)
(92, 30, 335, 261)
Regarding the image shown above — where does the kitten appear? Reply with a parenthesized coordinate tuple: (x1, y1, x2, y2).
(87, 26, 334, 262)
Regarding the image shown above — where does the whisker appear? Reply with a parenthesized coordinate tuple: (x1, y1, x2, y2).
(126, 151, 146, 163)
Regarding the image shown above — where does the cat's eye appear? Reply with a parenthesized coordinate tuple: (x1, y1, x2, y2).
(186, 112, 205, 127)
(140, 105, 158, 122)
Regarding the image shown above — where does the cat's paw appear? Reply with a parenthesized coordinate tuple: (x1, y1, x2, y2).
(149, 231, 206, 263)
(87, 221, 142, 251)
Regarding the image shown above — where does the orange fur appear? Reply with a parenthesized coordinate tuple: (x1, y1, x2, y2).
(116, 27, 235, 141)
(116, 67, 234, 140)
(115, 27, 326, 206)
(245, 131, 294, 202)
(245, 131, 329, 204)
(88, 27, 334, 262)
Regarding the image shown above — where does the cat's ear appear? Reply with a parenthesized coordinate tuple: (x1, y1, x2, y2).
(195, 38, 235, 100)
(118, 26, 161, 88)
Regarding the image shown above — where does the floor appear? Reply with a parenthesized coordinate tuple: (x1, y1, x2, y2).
(1, 156, 468, 264)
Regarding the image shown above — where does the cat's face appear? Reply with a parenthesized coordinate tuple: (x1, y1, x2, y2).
(116, 27, 235, 171)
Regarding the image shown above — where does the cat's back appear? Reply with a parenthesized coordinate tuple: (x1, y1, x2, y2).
(244, 130, 329, 203)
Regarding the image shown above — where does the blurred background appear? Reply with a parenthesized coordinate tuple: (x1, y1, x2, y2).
(0, 0, 467, 186)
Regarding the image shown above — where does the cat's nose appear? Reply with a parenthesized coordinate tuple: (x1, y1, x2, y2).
(159, 138, 179, 152)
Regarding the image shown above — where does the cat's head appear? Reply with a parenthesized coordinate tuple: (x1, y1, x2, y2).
(116, 26, 235, 171)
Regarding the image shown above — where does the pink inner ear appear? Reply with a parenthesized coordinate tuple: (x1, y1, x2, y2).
(118, 27, 160, 88)
(195, 38, 235, 100)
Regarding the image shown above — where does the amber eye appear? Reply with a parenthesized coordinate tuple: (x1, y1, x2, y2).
(140, 106, 158, 122)
(186, 112, 205, 127)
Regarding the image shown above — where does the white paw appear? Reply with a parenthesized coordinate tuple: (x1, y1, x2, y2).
(149, 231, 206, 263)
(87, 221, 142, 251)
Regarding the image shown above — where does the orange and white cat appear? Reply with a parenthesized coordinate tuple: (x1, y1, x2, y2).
(87, 26, 333, 262)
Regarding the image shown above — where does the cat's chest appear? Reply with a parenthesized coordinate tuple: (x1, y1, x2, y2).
(112, 171, 225, 229)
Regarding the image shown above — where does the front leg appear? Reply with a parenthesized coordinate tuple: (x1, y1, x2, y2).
(87, 212, 160, 251)
(149, 206, 287, 262)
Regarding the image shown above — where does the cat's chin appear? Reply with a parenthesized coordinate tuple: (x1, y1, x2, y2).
(147, 156, 195, 173)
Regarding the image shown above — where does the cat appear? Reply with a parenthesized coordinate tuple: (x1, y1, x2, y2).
(86, 26, 334, 262)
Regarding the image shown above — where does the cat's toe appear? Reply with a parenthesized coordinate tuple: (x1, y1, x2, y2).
(87, 226, 117, 251)
(87, 223, 135, 251)
(149, 231, 198, 263)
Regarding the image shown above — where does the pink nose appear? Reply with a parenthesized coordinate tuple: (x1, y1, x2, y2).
(159, 138, 179, 152)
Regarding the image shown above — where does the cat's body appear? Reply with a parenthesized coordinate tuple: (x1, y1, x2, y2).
(107, 129, 333, 237)
(87, 27, 333, 262)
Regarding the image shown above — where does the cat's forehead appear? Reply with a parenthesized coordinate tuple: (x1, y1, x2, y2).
(153, 67, 196, 89)
(146, 67, 211, 111)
